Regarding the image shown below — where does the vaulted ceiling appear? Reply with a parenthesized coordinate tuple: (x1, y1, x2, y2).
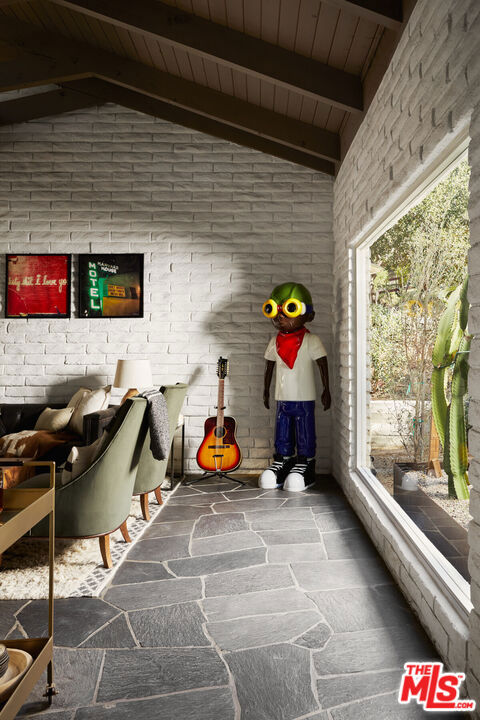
(0, 0, 416, 175)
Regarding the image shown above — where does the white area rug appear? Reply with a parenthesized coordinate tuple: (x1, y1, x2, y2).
(0, 485, 175, 600)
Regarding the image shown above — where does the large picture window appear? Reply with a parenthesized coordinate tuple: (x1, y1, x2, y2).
(355, 142, 472, 614)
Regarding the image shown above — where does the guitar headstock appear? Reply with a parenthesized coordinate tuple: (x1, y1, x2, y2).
(217, 357, 229, 379)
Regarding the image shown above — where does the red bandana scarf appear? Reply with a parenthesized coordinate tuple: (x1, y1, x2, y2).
(276, 328, 309, 369)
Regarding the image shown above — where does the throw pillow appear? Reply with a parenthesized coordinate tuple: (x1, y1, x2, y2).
(34, 406, 75, 432)
(61, 432, 106, 485)
(67, 387, 90, 409)
(68, 385, 112, 437)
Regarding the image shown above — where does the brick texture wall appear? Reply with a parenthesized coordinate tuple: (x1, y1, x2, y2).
(332, 0, 480, 709)
(0, 104, 334, 474)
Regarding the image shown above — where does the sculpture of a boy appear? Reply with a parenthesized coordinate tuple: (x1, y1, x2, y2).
(259, 282, 331, 492)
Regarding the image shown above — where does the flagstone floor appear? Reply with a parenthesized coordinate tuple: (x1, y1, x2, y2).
(2, 477, 466, 719)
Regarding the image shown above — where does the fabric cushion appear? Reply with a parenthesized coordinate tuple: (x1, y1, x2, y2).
(0, 429, 79, 488)
(67, 388, 90, 410)
(68, 386, 112, 437)
(34, 406, 75, 432)
(61, 432, 106, 486)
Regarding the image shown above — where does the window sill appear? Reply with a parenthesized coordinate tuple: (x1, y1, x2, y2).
(354, 466, 472, 624)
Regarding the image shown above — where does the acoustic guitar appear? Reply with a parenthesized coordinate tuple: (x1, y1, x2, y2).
(196, 357, 242, 473)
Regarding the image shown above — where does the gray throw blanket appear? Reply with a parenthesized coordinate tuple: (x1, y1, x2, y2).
(140, 389, 170, 461)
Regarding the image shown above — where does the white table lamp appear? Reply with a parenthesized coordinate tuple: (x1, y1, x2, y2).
(113, 359, 153, 403)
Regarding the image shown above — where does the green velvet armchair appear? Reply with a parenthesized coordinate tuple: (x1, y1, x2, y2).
(134, 383, 187, 520)
(21, 397, 148, 568)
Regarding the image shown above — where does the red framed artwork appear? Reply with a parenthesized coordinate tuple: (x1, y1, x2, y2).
(6, 254, 71, 318)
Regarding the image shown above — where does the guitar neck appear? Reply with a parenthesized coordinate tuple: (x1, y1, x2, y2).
(217, 379, 225, 427)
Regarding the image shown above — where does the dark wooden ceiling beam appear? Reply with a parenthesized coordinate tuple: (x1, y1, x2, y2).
(0, 87, 97, 124)
(63, 78, 335, 174)
(322, 0, 402, 29)
(0, 56, 90, 91)
(47, 0, 363, 113)
(0, 16, 340, 162)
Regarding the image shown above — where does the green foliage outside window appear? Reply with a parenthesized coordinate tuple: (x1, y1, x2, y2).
(370, 161, 470, 463)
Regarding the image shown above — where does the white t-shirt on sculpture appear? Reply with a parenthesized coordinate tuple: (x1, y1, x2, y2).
(264, 333, 327, 402)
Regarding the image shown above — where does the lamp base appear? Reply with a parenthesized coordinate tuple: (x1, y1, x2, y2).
(121, 388, 139, 404)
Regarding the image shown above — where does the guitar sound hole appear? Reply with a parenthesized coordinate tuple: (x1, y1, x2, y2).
(214, 426, 225, 438)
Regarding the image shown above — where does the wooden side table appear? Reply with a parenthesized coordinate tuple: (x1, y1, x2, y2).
(0, 460, 57, 719)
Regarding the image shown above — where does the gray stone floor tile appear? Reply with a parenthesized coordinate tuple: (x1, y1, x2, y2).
(308, 586, 413, 632)
(315, 510, 361, 532)
(75, 688, 235, 720)
(0, 600, 26, 639)
(222, 488, 270, 499)
(317, 669, 400, 709)
(294, 622, 331, 649)
(245, 507, 314, 528)
(97, 648, 229, 701)
(205, 563, 294, 597)
(207, 610, 320, 651)
(282, 495, 347, 509)
(104, 577, 202, 611)
(313, 626, 437, 675)
(267, 543, 326, 563)
(172, 486, 206, 496)
(323, 529, 378, 560)
(187, 481, 239, 492)
(226, 643, 319, 720)
(168, 547, 266, 576)
(193, 512, 248, 538)
(213, 499, 286, 513)
(111, 560, 173, 585)
(202, 587, 316, 621)
(373, 583, 411, 610)
(191, 529, 264, 556)
(257, 528, 322, 545)
(168, 492, 225, 505)
(18, 648, 103, 713)
(158, 505, 214, 522)
(328, 690, 451, 719)
(80, 614, 136, 648)
(251, 516, 317, 531)
(128, 602, 209, 647)
(5, 477, 448, 720)
(126, 534, 190, 562)
(17, 598, 118, 648)
(291, 558, 391, 591)
(148, 518, 195, 534)
(260, 487, 323, 498)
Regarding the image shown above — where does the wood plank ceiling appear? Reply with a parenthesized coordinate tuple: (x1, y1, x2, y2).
(0, 0, 416, 175)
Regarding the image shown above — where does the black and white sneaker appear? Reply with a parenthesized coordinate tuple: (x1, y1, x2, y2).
(283, 457, 316, 492)
(258, 454, 296, 489)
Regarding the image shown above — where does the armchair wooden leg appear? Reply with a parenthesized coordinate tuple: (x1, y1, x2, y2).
(99, 534, 112, 569)
(154, 487, 163, 505)
(140, 493, 150, 522)
(120, 520, 131, 543)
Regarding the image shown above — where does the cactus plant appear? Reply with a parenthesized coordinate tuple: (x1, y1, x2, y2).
(431, 277, 471, 499)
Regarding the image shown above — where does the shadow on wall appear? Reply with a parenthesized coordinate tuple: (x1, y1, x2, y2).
(201, 271, 332, 474)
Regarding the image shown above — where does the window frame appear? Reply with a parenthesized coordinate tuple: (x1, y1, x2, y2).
(353, 133, 472, 620)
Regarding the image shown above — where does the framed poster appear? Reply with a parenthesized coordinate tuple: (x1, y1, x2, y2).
(6, 254, 71, 318)
(79, 254, 144, 318)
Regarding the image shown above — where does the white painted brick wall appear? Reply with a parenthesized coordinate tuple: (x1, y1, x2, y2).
(333, 0, 480, 710)
(0, 104, 334, 475)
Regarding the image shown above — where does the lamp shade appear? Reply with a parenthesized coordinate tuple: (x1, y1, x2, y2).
(113, 359, 153, 389)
